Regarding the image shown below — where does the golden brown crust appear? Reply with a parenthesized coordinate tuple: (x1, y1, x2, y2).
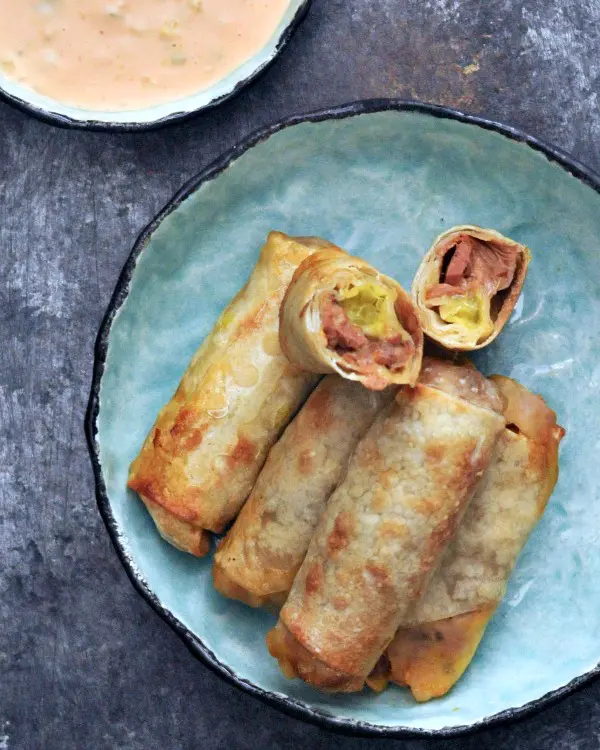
(279, 246, 423, 390)
(267, 361, 505, 691)
(212, 376, 395, 606)
(212, 562, 287, 609)
(365, 654, 392, 693)
(266, 622, 365, 691)
(418, 356, 505, 413)
(412, 226, 531, 351)
(144, 498, 211, 556)
(128, 232, 325, 555)
(384, 377, 564, 700)
(387, 604, 497, 702)
(489, 374, 566, 445)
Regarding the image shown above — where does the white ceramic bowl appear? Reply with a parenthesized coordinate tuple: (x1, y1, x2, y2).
(0, 0, 311, 131)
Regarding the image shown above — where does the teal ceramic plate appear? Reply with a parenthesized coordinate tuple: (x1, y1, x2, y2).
(86, 101, 600, 736)
(0, 0, 310, 131)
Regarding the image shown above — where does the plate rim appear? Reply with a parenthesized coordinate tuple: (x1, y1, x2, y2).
(85, 98, 600, 737)
(0, 0, 311, 132)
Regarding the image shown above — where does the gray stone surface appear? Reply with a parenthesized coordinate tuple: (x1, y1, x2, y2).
(1, 0, 600, 748)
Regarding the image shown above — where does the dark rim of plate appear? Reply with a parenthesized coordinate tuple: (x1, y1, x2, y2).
(85, 99, 600, 738)
(0, 0, 312, 133)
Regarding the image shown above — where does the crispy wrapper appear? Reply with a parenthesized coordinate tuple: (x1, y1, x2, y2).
(380, 376, 564, 702)
(412, 226, 531, 351)
(279, 246, 423, 390)
(266, 359, 505, 692)
(213, 376, 396, 608)
(127, 232, 328, 556)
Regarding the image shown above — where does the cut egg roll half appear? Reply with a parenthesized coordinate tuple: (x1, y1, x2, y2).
(127, 232, 328, 556)
(378, 375, 564, 702)
(280, 246, 423, 390)
(413, 226, 531, 350)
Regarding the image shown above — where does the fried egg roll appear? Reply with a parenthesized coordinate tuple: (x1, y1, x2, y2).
(213, 376, 396, 608)
(279, 246, 423, 390)
(127, 232, 329, 556)
(413, 226, 530, 350)
(266, 358, 505, 692)
(381, 376, 564, 702)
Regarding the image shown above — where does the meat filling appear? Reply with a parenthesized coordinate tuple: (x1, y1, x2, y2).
(321, 294, 413, 373)
(426, 234, 518, 302)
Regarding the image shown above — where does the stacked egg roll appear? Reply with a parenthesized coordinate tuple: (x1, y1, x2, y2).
(267, 358, 506, 692)
(412, 226, 530, 350)
(128, 232, 332, 556)
(280, 246, 423, 390)
(213, 375, 396, 608)
(374, 374, 564, 701)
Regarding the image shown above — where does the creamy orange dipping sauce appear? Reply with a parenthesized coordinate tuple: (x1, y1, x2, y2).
(0, 0, 289, 111)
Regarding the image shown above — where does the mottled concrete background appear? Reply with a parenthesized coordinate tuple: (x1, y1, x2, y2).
(2, 1, 600, 748)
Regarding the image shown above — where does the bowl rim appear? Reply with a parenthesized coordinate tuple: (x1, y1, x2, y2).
(0, 0, 311, 132)
(85, 98, 600, 738)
